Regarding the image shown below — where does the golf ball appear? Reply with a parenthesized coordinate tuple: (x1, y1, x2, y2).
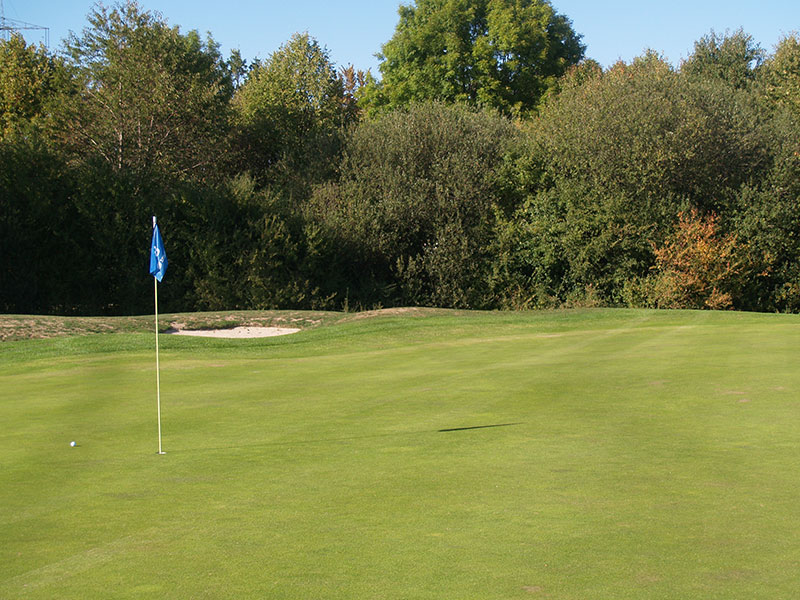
(70, 441, 76, 447)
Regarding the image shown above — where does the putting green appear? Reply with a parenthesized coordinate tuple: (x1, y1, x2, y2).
(1, 308, 799, 598)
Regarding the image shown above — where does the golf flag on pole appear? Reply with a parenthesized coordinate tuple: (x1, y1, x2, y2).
(151, 216, 167, 455)
(150, 219, 168, 282)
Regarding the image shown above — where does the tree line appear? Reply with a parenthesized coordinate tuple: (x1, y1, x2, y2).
(2, 0, 799, 315)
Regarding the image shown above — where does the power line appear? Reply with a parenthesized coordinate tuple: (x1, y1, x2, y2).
(0, 0, 49, 47)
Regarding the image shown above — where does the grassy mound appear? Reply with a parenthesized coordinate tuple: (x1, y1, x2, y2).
(1, 308, 799, 598)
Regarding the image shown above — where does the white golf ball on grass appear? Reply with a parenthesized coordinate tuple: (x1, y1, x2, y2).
(70, 441, 76, 447)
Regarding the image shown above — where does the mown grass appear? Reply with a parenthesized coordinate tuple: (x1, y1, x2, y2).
(1, 308, 799, 598)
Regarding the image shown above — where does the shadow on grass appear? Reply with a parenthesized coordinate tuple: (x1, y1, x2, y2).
(438, 422, 523, 433)
(164, 423, 524, 455)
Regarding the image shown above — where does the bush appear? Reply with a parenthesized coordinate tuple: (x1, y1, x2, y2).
(188, 175, 333, 311)
(0, 137, 82, 313)
(640, 209, 744, 309)
(493, 54, 772, 307)
(309, 102, 523, 308)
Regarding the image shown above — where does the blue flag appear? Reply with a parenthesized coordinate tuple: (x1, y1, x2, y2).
(149, 219, 168, 282)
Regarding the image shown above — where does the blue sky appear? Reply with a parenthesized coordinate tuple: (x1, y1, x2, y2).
(5, 0, 799, 74)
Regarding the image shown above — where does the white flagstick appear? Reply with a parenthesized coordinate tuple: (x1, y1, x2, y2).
(153, 217, 165, 455)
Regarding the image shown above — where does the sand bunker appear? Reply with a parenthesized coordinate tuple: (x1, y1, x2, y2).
(166, 326, 300, 338)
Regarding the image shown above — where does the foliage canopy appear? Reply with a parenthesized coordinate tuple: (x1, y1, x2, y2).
(232, 32, 357, 196)
(2, 2, 800, 315)
(58, 1, 234, 183)
(0, 34, 63, 139)
(369, 0, 584, 117)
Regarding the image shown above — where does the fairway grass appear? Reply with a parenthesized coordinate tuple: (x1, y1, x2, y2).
(1, 308, 799, 598)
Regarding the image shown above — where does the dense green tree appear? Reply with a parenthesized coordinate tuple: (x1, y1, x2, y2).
(760, 33, 800, 116)
(309, 102, 522, 308)
(57, 1, 233, 184)
(681, 29, 764, 89)
(729, 108, 800, 312)
(0, 34, 64, 139)
(0, 138, 79, 313)
(536, 55, 767, 207)
(187, 174, 331, 310)
(7, 7, 800, 315)
(369, 0, 584, 117)
(232, 33, 357, 198)
(0, 134, 191, 315)
(493, 54, 771, 307)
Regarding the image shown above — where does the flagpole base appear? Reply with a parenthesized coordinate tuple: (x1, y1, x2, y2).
(157, 451, 166, 455)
